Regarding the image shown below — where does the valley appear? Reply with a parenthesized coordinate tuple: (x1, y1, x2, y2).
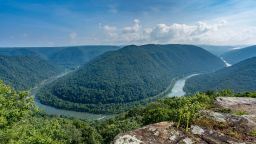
(2, 1, 256, 143)
(30, 68, 112, 120)
(168, 74, 199, 97)
(184, 56, 256, 94)
(1, 44, 256, 143)
(37, 44, 225, 114)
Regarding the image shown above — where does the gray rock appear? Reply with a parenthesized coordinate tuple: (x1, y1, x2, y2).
(113, 97, 256, 143)
(191, 125, 204, 135)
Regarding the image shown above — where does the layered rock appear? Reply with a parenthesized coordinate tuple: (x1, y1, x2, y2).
(113, 97, 256, 144)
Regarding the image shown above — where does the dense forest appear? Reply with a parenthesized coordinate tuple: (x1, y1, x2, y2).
(48, 46, 119, 68)
(0, 56, 60, 90)
(222, 45, 256, 64)
(0, 46, 119, 69)
(1, 80, 255, 143)
(197, 45, 235, 56)
(184, 57, 256, 94)
(37, 44, 225, 113)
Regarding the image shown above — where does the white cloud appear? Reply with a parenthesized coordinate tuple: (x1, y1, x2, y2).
(148, 21, 227, 44)
(101, 19, 230, 44)
(103, 25, 117, 37)
(122, 19, 140, 33)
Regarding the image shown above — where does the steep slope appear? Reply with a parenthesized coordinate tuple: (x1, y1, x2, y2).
(184, 57, 256, 94)
(0, 46, 120, 69)
(222, 45, 256, 64)
(38, 44, 225, 113)
(0, 56, 60, 90)
(48, 46, 119, 68)
(0, 48, 38, 56)
(197, 45, 235, 56)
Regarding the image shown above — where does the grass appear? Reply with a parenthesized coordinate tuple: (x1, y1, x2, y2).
(232, 110, 248, 116)
(250, 130, 256, 137)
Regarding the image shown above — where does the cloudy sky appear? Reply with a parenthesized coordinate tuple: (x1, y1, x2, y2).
(1, 0, 256, 47)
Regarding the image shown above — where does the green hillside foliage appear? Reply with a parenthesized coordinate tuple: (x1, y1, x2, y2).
(1, 80, 255, 143)
(48, 46, 119, 68)
(38, 44, 225, 113)
(0, 81, 102, 144)
(222, 45, 256, 64)
(184, 57, 256, 94)
(0, 46, 120, 69)
(0, 56, 60, 90)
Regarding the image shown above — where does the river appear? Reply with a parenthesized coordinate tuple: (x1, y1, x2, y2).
(220, 57, 232, 67)
(30, 69, 111, 120)
(168, 74, 199, 97)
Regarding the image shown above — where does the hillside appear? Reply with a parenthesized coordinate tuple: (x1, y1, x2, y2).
(222, 45, 256, 64)
(0, 48, 38, 56)
(0, 55, 60, 90)
(48, 46, 119, 68)
(184, 57, 256, 94)
(0, 46, 119, 69)
(2, 80, 256, 143)
(197, 45, 235, 56)
(37, 44, 225, 113)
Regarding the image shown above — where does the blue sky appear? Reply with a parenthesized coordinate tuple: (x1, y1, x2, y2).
(1, 0, 256, 47)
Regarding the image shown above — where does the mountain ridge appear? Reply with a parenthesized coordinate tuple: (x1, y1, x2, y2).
(37, 44, 225, 113)
(0, 55, 61, 90)
(184, 56, 256, 94)
(222, 45, 256, 64)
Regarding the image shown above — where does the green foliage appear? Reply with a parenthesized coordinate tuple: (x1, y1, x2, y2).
(235, 91, 256, 98)
(0, 56, 60, 90)
(0, 81, 35, 129)
(38, 44, 225, 113)
(97, 117, 141, 143)
(250, 130, 256, 137)
(184, 57, 256, 94)
(98, 92, 216, 143)
(0, 81, 102, 144)
(0, 46, 119, 69)
(48, 46, 119, 68)
(1, 81, 256, 143)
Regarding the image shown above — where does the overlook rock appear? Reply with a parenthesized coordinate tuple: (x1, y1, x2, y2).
(113, 97, 256, 144)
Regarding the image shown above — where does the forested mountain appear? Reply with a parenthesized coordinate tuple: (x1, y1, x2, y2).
(0, 46, 119, 69)
(2, 78, 255, 143)
(184, 57, 256, 94)
(48, 46, 119, 68)
(197, 45, 235, 56)
(222, 45, 256, 64)
(0, 56, 60, 90)
(0, 48, 38, 56)
(38, 44, 225, 113)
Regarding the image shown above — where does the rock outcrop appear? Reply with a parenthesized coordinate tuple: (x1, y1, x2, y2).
(113, 97, 256, 144)
(216, 97, 256, 115)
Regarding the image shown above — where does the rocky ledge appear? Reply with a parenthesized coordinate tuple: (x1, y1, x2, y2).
(113, 97, 256, 144)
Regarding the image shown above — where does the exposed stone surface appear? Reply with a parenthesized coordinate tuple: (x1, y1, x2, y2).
(113, 135, 142, 144)
(113, 97, 256, 144)
(191, 125, 204, 135)
(112, 121, 251, 143)
(216, 97, 256, 115)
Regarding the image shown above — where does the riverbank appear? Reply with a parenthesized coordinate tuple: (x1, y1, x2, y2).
(30, 69, 112, 120)
(168, 74, 199, 97)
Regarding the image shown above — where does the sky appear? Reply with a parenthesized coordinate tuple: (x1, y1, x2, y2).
(1, 0, 256, 47)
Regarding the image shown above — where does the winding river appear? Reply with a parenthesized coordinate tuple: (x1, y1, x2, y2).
(168, 74, 199, 97)
(220, 57, 232, 67)
(30, 69, 111, 120)
(168, 57, 231, 97)
(32, 71, 199, 119)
